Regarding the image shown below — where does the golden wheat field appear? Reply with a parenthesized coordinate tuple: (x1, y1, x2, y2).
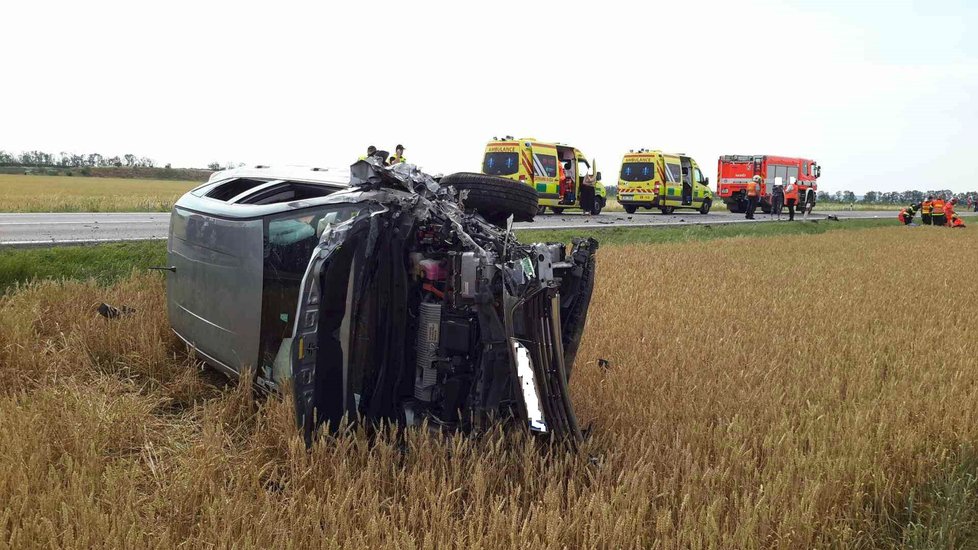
(0, 174, 197, 212)
(1, 227, 976, 548)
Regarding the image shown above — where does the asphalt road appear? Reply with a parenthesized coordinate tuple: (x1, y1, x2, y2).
(0, 209, 969, 247)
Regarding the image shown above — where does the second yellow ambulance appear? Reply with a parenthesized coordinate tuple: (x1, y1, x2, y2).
(617, 149, 713, 214)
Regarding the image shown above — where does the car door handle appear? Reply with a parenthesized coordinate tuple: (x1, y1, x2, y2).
(148, 266, 176, 273)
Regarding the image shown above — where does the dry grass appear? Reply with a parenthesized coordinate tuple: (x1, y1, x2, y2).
(0, 174, 196, 212)
(1, 228, 977, 548)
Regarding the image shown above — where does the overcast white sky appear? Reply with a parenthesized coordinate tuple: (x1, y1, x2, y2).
(3, 0, 976, 193)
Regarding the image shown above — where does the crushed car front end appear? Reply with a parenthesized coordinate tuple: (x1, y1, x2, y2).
(169, 160, 598, 446)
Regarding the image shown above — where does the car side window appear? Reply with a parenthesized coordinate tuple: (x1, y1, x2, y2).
(665, 163, 681, 183)
(259, 204, 364, 374)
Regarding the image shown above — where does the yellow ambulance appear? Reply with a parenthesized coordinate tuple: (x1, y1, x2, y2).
(617, 149, 713, 214)
(482, 137, 607, 214)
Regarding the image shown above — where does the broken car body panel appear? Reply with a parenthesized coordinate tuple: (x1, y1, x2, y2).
(167, 160, 598, 445)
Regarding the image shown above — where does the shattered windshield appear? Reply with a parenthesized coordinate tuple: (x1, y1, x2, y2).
(259, 204, 364, 378)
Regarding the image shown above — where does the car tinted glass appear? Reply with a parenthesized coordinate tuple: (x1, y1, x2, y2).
(259, 204, 364, 375)
(238, 181, 338, 205)
(620, 162, 654, 182)
(206, 178, 269, 201)
(483, 152, 519, 176)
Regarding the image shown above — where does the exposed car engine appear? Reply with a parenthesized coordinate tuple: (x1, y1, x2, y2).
(287, 159, 598, 446)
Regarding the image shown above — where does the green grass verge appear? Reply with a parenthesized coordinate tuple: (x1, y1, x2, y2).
(0, 241, 167, 294)
(515, 217, 897, 247)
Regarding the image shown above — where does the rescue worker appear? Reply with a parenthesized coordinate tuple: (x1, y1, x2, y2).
(921, 196, 933, 225)
(897, 204, 916, 225)
(389, 144, 407, 165)
(783, 180, 799, 221)
(932, 195, 947, 226)
(745, 175, 761, 220)
(949, 213, 967, 228)
(359, 145, 377, 161)
(561, 161, 576, 204)
(945, 198, 958, 225)
(557, 161, 567, 201)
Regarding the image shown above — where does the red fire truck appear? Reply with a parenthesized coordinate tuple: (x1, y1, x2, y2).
(717, 155, 821, 214)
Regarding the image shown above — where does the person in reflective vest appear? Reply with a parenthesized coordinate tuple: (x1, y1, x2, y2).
(944, 198, 957, 226)
(561, 161, 576, 204)
(745, 175, 761, 220)
(389, 144, 407, 165)
(783, 181, 799, 221)
(950, 213, 967, 228)
(358, 145, 377, 161)
(897, 204, 916, 225)
(932, 196, 947, 226)
(557, 161, 568, 201)
(921, 196, 933, 225)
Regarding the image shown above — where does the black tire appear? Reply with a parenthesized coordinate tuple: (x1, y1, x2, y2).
(726, 201, 745, 214)
(699, 199, 712, 215)
(551, 207, 565, 215)
(591, 197, 604, 215)
(440, 172, 539, 224)
(623, 204, 637, 214)
(660, 206, 675, 215)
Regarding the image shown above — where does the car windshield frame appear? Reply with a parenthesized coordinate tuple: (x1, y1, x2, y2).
(258, 201, 370, 380)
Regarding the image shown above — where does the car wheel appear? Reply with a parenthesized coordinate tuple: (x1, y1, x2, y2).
(660, 206, 675, 215)
(623, 204, 637, 214)
(440, 172, 539, 225)
(699, 199, 712, 215)
(591, 198, 603, 215)
(551, 207, 565, 215)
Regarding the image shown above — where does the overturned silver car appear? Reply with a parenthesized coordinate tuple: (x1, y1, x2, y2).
(166, 159, 597, 444)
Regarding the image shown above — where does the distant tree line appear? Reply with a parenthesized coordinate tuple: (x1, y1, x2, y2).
(0, 149, 164, 169)
(819, 189, 976, 205)
(0, 149, 256, 173)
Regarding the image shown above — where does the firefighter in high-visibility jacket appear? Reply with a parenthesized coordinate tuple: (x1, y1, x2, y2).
(944, 198, 957, 226)
(921, 196, 933, 225)
(932, 196, 947, 226)
(388, 144, 407, 165)
(745, 175, 761, 219)
(897, 204, 916, 225)
(783, 180, 799, 221)
(950, 213, 967, 228)
(358, 145, 378, 161)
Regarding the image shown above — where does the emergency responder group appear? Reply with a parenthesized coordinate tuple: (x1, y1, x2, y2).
(899, 195, 966, 227)
(744, 175, 801, 221)
(361, 144, 407, 165)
